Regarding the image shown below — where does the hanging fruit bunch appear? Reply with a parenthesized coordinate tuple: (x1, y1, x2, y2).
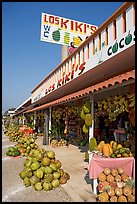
(97, 167, 135, 202)
(96, 94, 132, 122)
(127, 93, 135, 127)
(52, 107, 63, 124)
(80, 100, 92, 134)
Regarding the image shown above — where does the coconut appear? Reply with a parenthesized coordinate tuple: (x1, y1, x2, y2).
(30, 162, 40, 171)
(41, 157, 51, 166)
(51, 179, 60, 188)
(44, 166, 53, 174)
(53, 172, 61, 179)
(43, 181, 52, 191)
(29, 175, 40, 186)
(35, 169, 44, 179)
(19, 170, 27, 180)
(59, 176, 68, 184)
(34, 182, 43, 191)
(44, 173, 54, 183)
(54, 160, 62, 169)
(58, 169, 64, 177)
(23, 177, 31, 187)
(47, 150, 55, 159)
(49, 163, 58, 172)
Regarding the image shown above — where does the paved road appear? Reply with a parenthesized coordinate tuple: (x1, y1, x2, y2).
(2, 126, 96, 202)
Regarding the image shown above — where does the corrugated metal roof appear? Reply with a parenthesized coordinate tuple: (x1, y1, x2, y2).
(25, 70, 135, 114)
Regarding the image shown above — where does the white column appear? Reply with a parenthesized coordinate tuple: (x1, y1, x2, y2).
(22, 113, 25, 125)
(33, 111, 36, 131)
(43, 109, 49, 145)
(49, 106, 52, 132)
(89, 94, 94, 141)
(62, 45, 69, 62)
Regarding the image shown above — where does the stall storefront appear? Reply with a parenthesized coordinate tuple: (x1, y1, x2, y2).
(14, 2, 135, 201)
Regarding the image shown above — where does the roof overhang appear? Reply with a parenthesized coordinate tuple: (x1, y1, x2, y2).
(24, 69, 135, 114)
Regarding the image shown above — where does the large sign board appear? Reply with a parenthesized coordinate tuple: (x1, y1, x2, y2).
(40, 13, 98, 47)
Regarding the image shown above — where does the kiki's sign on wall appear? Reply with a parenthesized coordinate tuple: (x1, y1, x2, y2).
(40, 13, 98, 47)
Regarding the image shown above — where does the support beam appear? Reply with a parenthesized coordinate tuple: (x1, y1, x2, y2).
(33, 111, 36, 131)
(62, 45, 68, 62)
(49, 106, 52, 132)
(89, 94, 94, 141)
(22, 113, 25, 125)
(43, 109, 49, 145)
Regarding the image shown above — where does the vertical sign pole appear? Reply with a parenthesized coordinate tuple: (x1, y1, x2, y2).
(62, 45, 69, 62)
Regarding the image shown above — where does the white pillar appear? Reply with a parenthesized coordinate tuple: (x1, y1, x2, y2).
(49, 106, 52, 132)
(22, 113, 25, 125)
(33, 111, 36, 131)
(89, 94, 94, 141)
(43, 109, 49, 145)
(62, 45, 69, 62)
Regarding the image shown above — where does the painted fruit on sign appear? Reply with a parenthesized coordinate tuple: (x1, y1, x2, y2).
(64, 32, 70, 44)
(125, 31, 132, 45)
(52, 29, 61, 42)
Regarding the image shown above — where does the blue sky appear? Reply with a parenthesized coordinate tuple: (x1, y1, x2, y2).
(2, 2, 124, 113)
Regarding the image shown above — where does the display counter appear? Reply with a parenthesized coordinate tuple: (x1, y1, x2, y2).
(88, 153, 135, 194)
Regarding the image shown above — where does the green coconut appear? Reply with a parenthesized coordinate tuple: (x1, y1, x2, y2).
(85, 113, 92, 126)
(82, 124, 88, 134)
(89, 138, 97, 152)
(80, 109, 86, 120)
(83, 101, 91, 113)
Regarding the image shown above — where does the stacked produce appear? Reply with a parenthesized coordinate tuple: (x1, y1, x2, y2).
(15, 135, 39, 157)
(6, 146, 20, 157)
(96, 140, 133, 158)
(97, 167, 135, 202)
(6, 125, 23, 142)
(19, 148, 70, 191)
(80, 100, 92, 134)
(96, 93, 135, 122)
(50, 139, 67, 148)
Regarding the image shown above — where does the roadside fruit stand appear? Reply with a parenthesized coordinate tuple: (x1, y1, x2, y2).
(12, 2, 135, 202)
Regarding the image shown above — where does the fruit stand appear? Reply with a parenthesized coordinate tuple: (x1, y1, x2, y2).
(88, 154, 135, 195)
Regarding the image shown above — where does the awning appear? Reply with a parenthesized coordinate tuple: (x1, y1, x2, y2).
(25, 70, 135, 114)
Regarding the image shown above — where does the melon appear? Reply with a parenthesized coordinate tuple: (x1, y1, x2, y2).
(85, 113, 92, 126)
